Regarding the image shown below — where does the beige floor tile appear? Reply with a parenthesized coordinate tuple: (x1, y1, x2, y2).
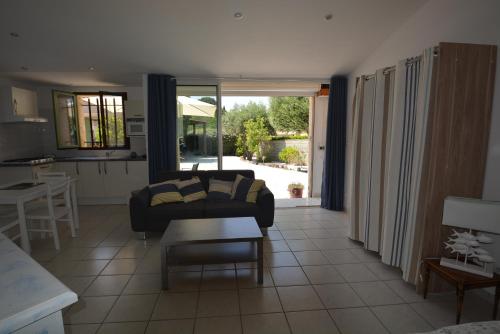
(59, 276, 95, 296)
(124, 274, 162, 295)
(286, 310, 340, 334)
(83, 275, 130, 296)
(410, 301, 458, 329)
(85, 247, 121, 260)
(365, 262, 402, 280)
(101, 259, 139, 275)
(264, 240, 290, 253)
(280, 229, 308, 240)
(168, 271, 202, 291)
(266, 230, 283, 240)
(302, 265, 345, 284)
(270, 267, 309, 286)
(237, 268, 274, 288)
(105, 294, 158, 322)
(322, 250, 360, 264)
(266, 252, 299, 267)
(201, 269, 237, 290)
(350, 281, 404, 306)
(194, 316, 242, 334)
(146, 319, 194, 334)
(385, 279, 424, 303)
(286, 239, 319, 251)
(334, 263, 378, 282)
(241, 313, 291, 334)
(329, 307, 388, 334)
(151, 291, 198, 320)
(277, 285, 324, 311)
(303, 229, 331, 239)
(349, 248, 381, 262)
(239, 287, 283, 314)
(115, 244, 148, 259)
(314, 283, 365, 308)
(197, 290, 240, 317)
(64, 296, 117, 324)
(96, 322, 148, 334)
(52, 260, 109, 277)
(64, 324, 100, 334)
(312, 238, 359, 250)
(372, 304, 433, 333)
(293, 251, 329, 265)
(54, 247, 93, 261)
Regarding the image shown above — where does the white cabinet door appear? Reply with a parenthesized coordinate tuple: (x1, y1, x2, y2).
(53, 162, 77, 178)
(103, 161, 128, 199)
(77, 162, 104, 200)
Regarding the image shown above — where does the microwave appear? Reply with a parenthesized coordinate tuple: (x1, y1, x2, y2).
(126, 117, 145, 136)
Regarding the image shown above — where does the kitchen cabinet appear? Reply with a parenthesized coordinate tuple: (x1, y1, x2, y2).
(53, 160, 148, 204)
(0, 86, 47, 123)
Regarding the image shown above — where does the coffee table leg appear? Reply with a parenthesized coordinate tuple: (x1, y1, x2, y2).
(456, 283, 464, 324)
(494, 284, 500, 319)
(161, 245, 168, 290)
(257, 238, 263, 284)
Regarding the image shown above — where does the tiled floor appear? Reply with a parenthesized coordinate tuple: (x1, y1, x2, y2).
(27, 205, 497, 334)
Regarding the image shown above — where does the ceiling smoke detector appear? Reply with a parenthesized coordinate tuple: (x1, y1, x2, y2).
(234, 12, 244, 20)
(324, 13, 333, 21)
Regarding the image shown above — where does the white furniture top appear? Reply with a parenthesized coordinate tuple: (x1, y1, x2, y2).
(0, 233, 77, 333)
(443, 196, 500, 234)
(0, 181, 49, 205)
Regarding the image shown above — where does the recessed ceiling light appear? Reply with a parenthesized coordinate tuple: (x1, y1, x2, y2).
(324, 13, 333, 21)
(20, 66, 28, 71)
(10, 32, 20, 38)
(88, 66, 95, 71)
(234, 12, 244, 20)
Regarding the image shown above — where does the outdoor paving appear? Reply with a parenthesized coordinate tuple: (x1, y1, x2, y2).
(180, 156, 309, 199)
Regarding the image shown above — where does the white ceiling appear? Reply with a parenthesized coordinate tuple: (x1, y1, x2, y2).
(0, 0, 427, 86)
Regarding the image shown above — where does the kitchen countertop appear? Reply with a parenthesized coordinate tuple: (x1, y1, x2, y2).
(0, 156, 147, 167)
(0, 233, 78, 333)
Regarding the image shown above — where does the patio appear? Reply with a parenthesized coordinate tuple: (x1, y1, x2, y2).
(180, 155, 314, 200)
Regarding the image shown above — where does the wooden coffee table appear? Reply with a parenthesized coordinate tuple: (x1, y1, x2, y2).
(160, 217, 264, 290)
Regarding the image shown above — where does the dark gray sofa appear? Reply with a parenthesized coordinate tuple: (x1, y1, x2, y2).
(129, 170, 274, 234)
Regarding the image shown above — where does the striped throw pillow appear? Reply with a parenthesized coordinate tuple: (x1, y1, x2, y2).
(207, 178, 233, 201)
(149, 180, 183, 206)
(176, 177, 207, 203)
(231, 174, 265, 203)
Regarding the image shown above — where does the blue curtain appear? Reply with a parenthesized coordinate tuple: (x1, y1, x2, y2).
(321, 76, 347, 211)
(147, 74, 177, 183)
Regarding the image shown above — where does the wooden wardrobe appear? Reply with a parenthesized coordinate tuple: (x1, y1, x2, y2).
(413, 42, 497, 290)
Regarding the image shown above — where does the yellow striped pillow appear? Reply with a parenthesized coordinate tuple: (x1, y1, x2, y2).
(231, 174, 265, 203)
(149, 179, 183, 206)
(175, 177, 207, 203)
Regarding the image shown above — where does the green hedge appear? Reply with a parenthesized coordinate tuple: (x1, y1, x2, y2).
(271, 134, 308, 141)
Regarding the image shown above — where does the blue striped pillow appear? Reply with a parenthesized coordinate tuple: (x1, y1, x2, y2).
(207, 178, 233, 201)
(176, 177, 207, 203)
(149, 180, 183, 206)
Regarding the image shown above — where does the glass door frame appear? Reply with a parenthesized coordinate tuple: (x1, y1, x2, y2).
(176, 80, 223, 170)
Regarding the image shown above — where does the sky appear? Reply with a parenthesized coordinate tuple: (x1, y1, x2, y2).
(221, 96, 269, 111)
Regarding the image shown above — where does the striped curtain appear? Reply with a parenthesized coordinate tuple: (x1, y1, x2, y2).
(350, 48, 435, 282)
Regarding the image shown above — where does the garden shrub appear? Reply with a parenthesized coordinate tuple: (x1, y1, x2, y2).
(278, 147, 304, 165)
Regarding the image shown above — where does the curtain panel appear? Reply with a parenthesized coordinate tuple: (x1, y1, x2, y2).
(349, 48, 435, 282)
(147, 74, 177, 183)
(321, 76, 347, 211)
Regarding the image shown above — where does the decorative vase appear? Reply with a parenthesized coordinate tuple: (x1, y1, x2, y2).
(290, 188, 303, 198)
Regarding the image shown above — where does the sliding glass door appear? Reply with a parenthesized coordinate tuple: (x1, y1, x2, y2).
(176, 85, 220, 170)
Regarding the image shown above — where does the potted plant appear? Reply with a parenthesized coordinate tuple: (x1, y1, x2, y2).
(288, 182, 304, 198)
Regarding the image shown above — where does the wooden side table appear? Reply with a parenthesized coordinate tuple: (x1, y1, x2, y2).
(422, 258, 500, 324)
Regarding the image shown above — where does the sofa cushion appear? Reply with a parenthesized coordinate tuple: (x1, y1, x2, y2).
(176, 177, 207, 203)
(146, 200, 205, 222)
(149, 180, 183, 206)
(231, 174, 266, 203)
(204, 200, 260, 218)
(206, 178, 233, 201)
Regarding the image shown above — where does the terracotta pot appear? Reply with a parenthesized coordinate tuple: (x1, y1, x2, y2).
(290, 188, 303, 198)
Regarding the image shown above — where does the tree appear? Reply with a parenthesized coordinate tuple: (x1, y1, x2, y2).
(199, 96, 216, 105)
(222, 101, 274, 136)
(269, 96, 309, 134)
(244, 117, 271, 161)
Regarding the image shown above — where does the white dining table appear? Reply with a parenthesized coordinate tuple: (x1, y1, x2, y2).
(0, 177, 79, 254)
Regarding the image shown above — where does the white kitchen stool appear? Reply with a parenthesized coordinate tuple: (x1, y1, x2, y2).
(0, 207, 25, 245)
(25, 177, 75, 250)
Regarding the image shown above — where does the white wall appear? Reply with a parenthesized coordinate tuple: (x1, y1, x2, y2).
(345, 0, 500, 268)
(347, 0, 500, 207)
